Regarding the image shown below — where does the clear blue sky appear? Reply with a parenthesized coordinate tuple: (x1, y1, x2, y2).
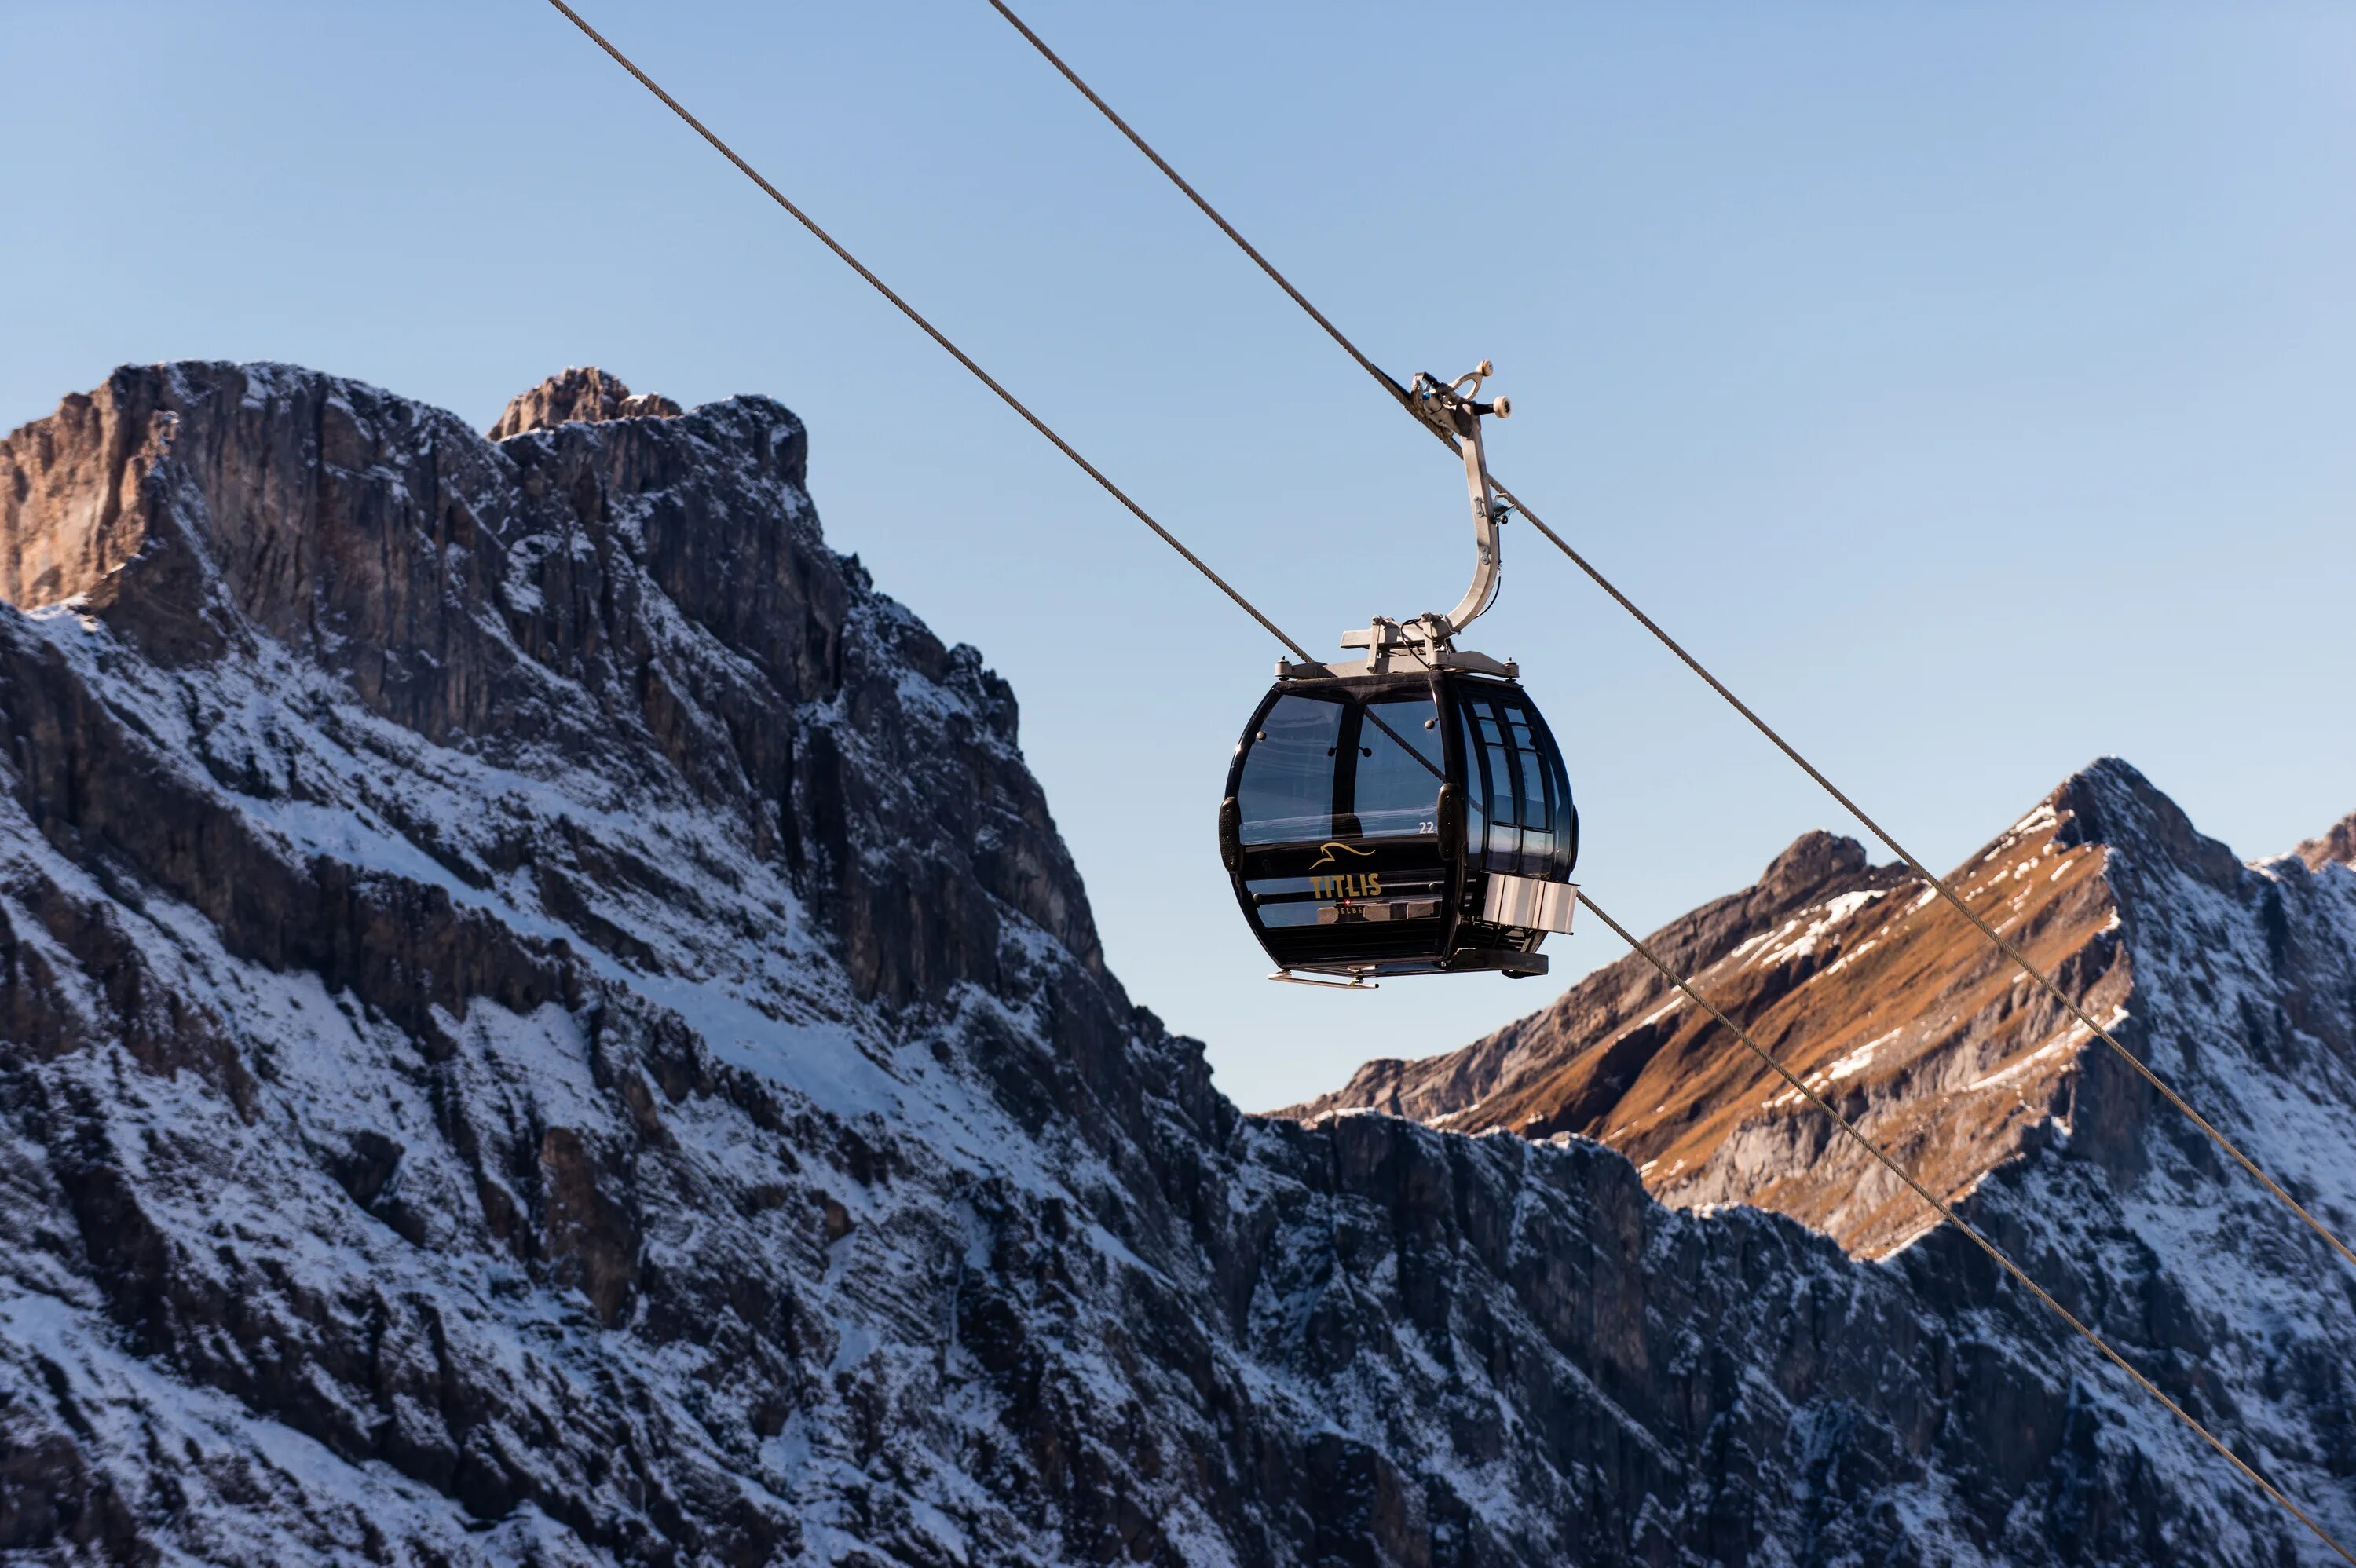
(8, 2, 2353, 1111)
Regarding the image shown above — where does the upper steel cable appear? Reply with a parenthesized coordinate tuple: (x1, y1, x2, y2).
(980, 0, 2356, 1277)
(981, 0, 1421, 418)
(540, 6, 2351, 1555)
(541, 0, 1312, 669)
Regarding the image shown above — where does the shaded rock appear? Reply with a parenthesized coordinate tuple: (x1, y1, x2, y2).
(0, 362, 2347, 1566)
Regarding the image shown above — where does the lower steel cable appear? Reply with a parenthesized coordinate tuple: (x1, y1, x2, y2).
(1578, 890, 2354, 1567)
(544, 5, 2353, 1555)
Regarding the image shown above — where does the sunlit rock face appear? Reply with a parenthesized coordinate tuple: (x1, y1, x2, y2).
(1284, 758, 2356, 1263)
(1292, 764, 2356, 1556)
(0, 361, 2348, 1565)
(487, 366, 684, 442)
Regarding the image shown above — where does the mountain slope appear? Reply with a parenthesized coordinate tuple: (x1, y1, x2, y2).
(1283, 766, 2356, 1264)
(0, 362, 2349, 1565)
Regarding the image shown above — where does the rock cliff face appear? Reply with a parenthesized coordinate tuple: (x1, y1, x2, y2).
(0, 362, 2350, 1566)
(1293, 763, 2356, 1557)
(1283, 766, 2356, 1264)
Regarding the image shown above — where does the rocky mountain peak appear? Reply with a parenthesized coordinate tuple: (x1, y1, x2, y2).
(486, 365, 683, 440)
(2296, 809, 2356, 871)
(1756, 826, 1871, 903)
(1292, 755, 2356, 1262)
(2, 361, 2351, 1563)
(2051, 753, 2244, 890)
(0, 359, 1090, 1002)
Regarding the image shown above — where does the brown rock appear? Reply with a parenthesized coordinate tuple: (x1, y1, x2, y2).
(2295, 810, 2356, 871)
(0, 371, 182, 609)
(2, 364, 2344, 1568)
(540, 1126, 640, 1328)
(1281, 789, 2140, 1259)
(487, 367, 682, 440)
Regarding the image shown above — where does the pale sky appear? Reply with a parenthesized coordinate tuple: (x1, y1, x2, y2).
(7, 2, 2353, 1111)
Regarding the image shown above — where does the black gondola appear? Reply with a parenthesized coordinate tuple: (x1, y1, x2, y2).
(1214, 364, 1580, 987)
(1218, 668, 1577, 981)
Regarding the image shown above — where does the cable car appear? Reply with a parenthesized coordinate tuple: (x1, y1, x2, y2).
(1216, 365, 1579, 988)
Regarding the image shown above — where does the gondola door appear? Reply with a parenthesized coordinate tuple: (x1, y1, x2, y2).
(1220, 676, 1459, 977)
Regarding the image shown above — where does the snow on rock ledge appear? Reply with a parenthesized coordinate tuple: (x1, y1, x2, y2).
(0, 363, 2347, 1564)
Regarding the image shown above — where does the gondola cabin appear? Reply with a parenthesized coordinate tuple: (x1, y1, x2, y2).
(1217, 669, 1577, 982)
(1214, 360, 1575, 986)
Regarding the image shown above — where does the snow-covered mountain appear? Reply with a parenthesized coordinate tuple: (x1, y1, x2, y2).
(0, 362, 2348, 1565)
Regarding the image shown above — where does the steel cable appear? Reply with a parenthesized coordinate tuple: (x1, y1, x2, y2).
(542, 5, 2354, 1555)
(543, 0, 1312, 668)
(980, 0, 2356, 1277)
(1575, 894, 2355, 1567)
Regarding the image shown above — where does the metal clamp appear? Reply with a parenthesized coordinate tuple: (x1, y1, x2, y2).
(1404, 362, 1517, 640)
(1281, 361, 1519, 682)
(1407, 363, 1513, 641)
(1418, 360, 1512, 424)
(1268, 969, 1380, 990)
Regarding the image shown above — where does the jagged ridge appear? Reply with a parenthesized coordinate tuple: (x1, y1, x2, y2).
(1285, 761, 2356, 1268)
(0, 363, 2349, 1565)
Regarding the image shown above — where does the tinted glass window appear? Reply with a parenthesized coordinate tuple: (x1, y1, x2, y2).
(1350, 694, 1444, 838)
(1527, 702, 1577, 876)
(1455, 696, 1491, 850)
(1508, 706, 1553, 864)
(1454, 685, 1574, 875)
(1458, 691, 1520, 861)
(1238, 695, 1344, 845)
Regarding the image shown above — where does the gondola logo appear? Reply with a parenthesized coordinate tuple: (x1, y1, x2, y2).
(1308, 842, 1380, 901)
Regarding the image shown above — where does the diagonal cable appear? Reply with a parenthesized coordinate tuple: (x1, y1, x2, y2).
(1575, 892, 2354, 1567)
(980, 0, 2356, 1276)
(540, 5, 2354, 1552)
(543, 0, 1310, 667)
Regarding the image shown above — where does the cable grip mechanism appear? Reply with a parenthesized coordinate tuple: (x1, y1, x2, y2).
(1279, 362, 1520, 682)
